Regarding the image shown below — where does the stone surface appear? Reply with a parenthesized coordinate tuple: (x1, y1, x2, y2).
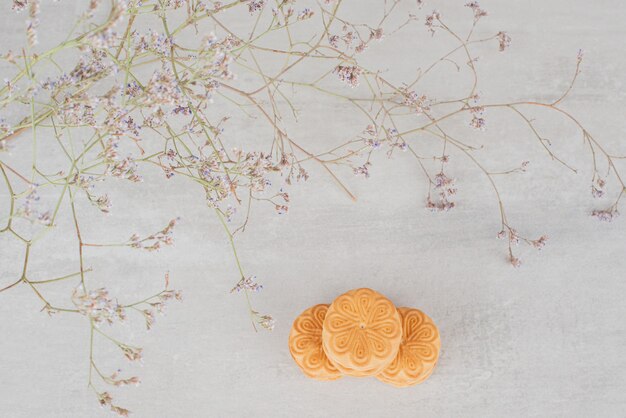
(1, 1, 626, 417)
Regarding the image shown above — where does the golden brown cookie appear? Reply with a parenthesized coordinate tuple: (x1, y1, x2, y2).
(322, 288, 402, 377)
(376, 307, 440, 387)
(288, 304, 343, 381)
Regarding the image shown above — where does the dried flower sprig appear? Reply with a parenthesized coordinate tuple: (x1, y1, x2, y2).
(83, 273, 182, 414)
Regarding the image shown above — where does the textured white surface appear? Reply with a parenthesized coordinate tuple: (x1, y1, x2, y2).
(1, 1, 626, 417)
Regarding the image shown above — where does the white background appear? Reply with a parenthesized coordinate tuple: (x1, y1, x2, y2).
(1, 1, 626, 417)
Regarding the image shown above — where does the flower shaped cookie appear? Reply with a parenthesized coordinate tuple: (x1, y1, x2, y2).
(322, 288, 402, 376)
(288, 304, 342, 381)
(376, 307, 440, 387)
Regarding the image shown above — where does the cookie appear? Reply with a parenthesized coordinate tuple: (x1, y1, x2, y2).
(322, 288, 402, 377)
(288, 304, 343, 381)
(376, 307, 440, 387)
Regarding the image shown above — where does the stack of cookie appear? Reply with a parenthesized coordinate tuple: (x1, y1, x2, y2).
(288, 288, 440, 387)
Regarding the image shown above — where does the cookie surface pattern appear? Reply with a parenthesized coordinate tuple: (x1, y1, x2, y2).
(288, 304, 342, 380)
(322, 288, 402, 377)
(376, 307, 440, 387)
